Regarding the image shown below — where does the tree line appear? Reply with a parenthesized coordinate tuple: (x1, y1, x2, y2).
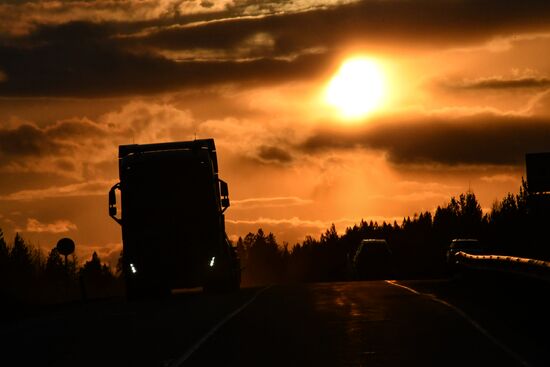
(1, 179, 548, 301)
(0, 230, 120, 307)
(236, 180, 550, 285)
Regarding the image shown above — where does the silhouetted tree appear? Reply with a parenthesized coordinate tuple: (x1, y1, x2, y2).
(115, 250, 124, 277)
(10, 233, 34, 284)
(0, 228, 7, 262)
(45, 248, 65, 280)
(457, 191, 483, 238)
(80, 251, 115, 297)
(488, 180, 531, 255)
(0, 228, 8, 290)
(243, 229, 284, 285)
(236, 237, 246, 267)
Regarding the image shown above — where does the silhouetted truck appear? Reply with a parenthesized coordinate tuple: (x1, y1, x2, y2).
(108, 139, 240, 298)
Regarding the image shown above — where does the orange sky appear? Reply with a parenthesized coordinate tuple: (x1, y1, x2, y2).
(1, 0, 550, 267)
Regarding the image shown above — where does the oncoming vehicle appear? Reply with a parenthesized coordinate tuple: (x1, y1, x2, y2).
(446, 238, 484, 265)
(108, 139, 241, 298)
(353, 239, 393, 280)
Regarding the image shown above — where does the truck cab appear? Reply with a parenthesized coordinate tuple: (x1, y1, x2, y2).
(109, 139, 240, 298)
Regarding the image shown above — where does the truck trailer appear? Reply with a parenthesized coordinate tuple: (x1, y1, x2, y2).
(108, 139, 240, 298)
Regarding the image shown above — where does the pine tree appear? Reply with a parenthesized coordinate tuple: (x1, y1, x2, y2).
(0, 228, 8, 267)
(10, 233, 33, 277)
(0, 228, 9, 289)
(115, 250, 124, 277)
(45, 247, 65, 279)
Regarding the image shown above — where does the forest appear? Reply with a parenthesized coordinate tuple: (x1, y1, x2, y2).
(237, 180, 548, 285)
(1, 180, 548, 305)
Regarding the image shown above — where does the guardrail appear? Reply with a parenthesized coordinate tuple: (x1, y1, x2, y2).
(454, 252, 550, 282)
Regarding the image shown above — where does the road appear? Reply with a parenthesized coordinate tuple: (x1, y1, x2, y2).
(1, 279, 547, 366)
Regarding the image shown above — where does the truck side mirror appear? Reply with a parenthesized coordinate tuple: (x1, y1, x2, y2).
(109, 183, 122, 225)
(109, 190, 117, 216)
(221, 197, 230, 208)
(219, 179, 230, 212)
(220, 180, 229, 197)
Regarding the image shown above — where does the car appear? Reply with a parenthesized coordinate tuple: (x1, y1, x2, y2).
(353, 239, 393, 279)
(446, 238, 485, 265)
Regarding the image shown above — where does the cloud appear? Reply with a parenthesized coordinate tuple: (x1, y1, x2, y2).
(18, 218, 77, 233)
(480, 174, 518, 183)
(447, 76, 550, 90)
(135, 0, 550, 53)
(0, 23, 332, 97)
(298, 113, 550, 166)
(227, 216, 331, 227)
(0, 0, 352, 36)
(527, 88, 550, 116)
(0, 123, 68, 158)
(0, 118, 106, 163)
(369, 191, 450, 202)
(232, 196, 312, 209)
(0, 101, 195, 179)
(2, 1, 550, 96)
(0, 0, 235, 36)
(0, 181, 112, 201)
(256, 145, 293, 163)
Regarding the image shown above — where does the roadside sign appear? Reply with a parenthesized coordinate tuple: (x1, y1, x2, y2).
(56, 238, 75, 256)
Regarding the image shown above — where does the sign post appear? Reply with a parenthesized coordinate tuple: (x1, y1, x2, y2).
(56, 238, 76, 301)
(56, 237, 75, 270)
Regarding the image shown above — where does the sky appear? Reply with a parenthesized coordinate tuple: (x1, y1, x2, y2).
(1, 0, 550, 267)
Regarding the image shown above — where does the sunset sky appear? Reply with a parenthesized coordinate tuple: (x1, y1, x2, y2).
(1, 0, 550, 267)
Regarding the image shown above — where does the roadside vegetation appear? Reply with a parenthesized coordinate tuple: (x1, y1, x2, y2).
(1, 179, 546, 301)
(237, 180, 549, 285)
(0, 230, 121, 308)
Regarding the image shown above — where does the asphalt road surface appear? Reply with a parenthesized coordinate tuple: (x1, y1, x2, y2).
(1, 279, 547, 366)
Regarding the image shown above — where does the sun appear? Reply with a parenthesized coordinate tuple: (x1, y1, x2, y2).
(325, 57, 386, 119)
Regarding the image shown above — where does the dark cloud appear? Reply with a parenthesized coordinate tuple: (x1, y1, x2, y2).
(0, 171, 75, 196)
(200, 1, 214, 9)
(0, 118, 106, 163)
(448, 77, 550, 90)
(0, 124, 66, 158)
(54, 158, 77, 172)
(1, 1, 550, 96)
(47, 119, 107, 139)
(298, 114, 550, 166)
(138, 0, 550, 53)
(0, 21, 332, 96)
(257, 145, 293, 164)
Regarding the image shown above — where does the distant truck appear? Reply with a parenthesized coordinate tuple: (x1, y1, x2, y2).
(108, 139, 240, 298)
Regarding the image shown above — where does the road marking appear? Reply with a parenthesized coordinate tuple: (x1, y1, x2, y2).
(168, 286, 271, 367)
(384, 280, 421, 295)
(385, 280, 532, 367)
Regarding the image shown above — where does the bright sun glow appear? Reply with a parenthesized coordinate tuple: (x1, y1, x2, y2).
(325, 57, 385, 119)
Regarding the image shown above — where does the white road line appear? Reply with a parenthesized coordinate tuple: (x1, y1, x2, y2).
(168, 286, 271, 367)
(385, 280, 532, 367)
(385, 280, 421, 295)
